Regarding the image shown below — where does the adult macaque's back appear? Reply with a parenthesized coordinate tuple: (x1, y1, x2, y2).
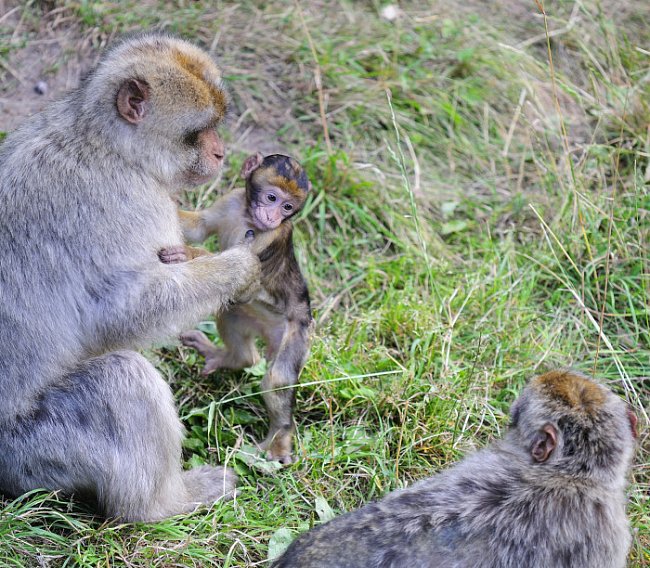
(0, 33, 259, 522)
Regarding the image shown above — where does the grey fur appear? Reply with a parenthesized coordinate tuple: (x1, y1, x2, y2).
(0, 33, 259, 521)
(273, 370, 636, 568)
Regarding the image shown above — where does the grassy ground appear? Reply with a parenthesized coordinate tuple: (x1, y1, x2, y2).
(1, 0, 648, 566)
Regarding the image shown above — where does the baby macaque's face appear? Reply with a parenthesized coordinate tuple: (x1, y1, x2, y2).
(242, 153, 310, 232)
(249, 184, 299, 230)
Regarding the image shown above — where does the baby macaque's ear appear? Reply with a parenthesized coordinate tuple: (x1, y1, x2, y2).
(240, 152, 264, 179)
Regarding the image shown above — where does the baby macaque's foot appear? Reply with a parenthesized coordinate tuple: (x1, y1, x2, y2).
(200, 348, 260, 376)
(201, 351, 229, 376)
(181, 330, 216, 354)
(180, 331, 244, 376)
(181, 330, 222, 376)
(260, 430, 295, 465)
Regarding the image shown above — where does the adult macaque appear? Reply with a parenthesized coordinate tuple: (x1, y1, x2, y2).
(161, 153, 312, 464)
(273, 370, 638, 568)
(0, 34, 261, 521)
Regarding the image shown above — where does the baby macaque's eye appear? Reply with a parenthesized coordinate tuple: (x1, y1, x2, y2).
(267, 193, 277, 203)
(283, 203, 293, 211)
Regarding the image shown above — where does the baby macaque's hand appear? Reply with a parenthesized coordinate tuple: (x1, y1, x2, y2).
(235, 229, 256, 247)
(158, 245, 188, 264)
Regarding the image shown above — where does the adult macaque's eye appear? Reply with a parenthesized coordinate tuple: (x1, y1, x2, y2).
(183, 130, 200, 146)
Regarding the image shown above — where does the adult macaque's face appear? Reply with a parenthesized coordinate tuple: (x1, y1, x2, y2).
(184, 128, 226, 186)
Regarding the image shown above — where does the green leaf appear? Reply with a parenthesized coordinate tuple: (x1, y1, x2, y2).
(267, 528, 295, 561)
(185, 454, 205, 468)
(245, 358, 268, 377)
(457, 48, 475, 63)
(440, 220, 468, 235)
(235, 444, 283, 474)
(197, 321, 217, 335)
(314, 496, 335, 522)
(441, 201, 460, 217)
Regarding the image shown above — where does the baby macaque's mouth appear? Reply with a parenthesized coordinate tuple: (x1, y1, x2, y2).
(253, 210, 277, 230)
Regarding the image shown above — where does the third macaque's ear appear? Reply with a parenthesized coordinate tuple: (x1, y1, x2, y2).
(117, 79, 150, 124)
(240, 152, 264, 179)
(531, 424, 557, 463)
(627, 408, 638, 439)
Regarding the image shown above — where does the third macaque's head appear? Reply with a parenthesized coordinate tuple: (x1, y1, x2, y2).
(241, 153, 311, 231)
(508, 370, 637, 479)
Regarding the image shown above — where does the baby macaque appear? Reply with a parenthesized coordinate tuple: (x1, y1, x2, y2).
(162, 153, 312, 464)
(273, 370, 638, 568)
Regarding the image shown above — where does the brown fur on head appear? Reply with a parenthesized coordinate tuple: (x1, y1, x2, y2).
(97, 33, 228, 122)
(170, 50, 228, 117)
(533, 370, 607, 417)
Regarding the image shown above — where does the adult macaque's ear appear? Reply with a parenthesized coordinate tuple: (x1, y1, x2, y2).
(240, 152, 264, 179)
(531, 424, 557, 463)
(117, 79, 150, 124)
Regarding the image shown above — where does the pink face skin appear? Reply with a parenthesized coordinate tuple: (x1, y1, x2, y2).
(185, 128, 226, 186)
(251, 185, 297, 230)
